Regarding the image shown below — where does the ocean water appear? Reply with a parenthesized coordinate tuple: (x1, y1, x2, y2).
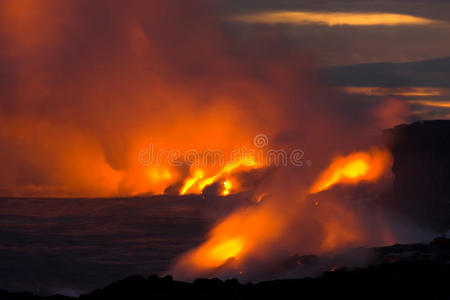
(0, 196, 225, 296)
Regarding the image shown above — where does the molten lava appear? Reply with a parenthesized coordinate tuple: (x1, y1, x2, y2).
(0, 0, 406, 283)
(180, 169, 205, 195)
(221, 180, 232, 196)
(209, 238, 243, 266)
(309, 148, 392, 194)
(179, 157, 260, 195)
(172, 148, 393, 278)
(172, 206, 284, 272)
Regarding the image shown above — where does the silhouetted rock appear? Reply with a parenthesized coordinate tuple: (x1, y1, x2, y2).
(431, 237, 450, 250)
(299, 254, 320, 265)
(2, 238, 449, 300)
(372, 238, 450, 265)
(0, 290, 72, 300)
(384, 120, 450, 232)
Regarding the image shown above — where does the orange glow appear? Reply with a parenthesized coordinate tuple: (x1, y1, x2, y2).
(173, 206, 283, 271)
(233, 11, 440, 26)
(0, 0, 72, 57)
(256, 192, 268, 203)
(146, 167, 172, 181)
(172, 148, 394, 277)
(309, 148, 392, 194)
(0, 0, 298, 198)
(409, 100, 450, 108)
(180, 157, 259, 195)
(208, 238, 243, 266)
(221, 180, 232, 196)
(340, 87, 444, 97)
(180, 169, 205, 195)
(320, 218, 361, 252)
(1, 1, 402, 280)
(145, 167, 175, 194)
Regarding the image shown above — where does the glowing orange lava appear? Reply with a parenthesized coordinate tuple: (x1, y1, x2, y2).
(179, 157, 259, 195)
(173, 206, 283, 271)
(208, 238, 243, 265)
(173, 148, 393, 277)
(309, 148, 392, 194)
(180, 169, 205, 195)
(221, 180, 232, 196)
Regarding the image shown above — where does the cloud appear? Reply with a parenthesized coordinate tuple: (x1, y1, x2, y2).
(232, 11, 442, 27)
(323, 57, 450, 87)
(322, 57, 450, 120)
(339, 87, 444, 97)
(409, 100, 450, 108)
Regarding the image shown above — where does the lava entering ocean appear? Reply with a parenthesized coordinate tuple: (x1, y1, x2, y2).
(179, 156, 260, 196)
(169, 148, 394, 279)
(1, 0, 411, 282)
(309, 148, 392, 194)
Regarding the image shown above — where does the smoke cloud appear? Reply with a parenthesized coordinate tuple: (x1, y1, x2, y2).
(0, 0, 400, 197)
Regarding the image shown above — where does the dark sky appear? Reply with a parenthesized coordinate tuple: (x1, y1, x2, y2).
(219, 0, 450, 66)
(216, 0, 450, 119)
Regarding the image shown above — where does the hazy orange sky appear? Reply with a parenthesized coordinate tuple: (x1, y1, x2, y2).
(0, 0, 449, 197)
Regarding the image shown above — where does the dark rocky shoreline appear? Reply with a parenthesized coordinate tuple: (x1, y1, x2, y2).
(1, 237, 449, 300)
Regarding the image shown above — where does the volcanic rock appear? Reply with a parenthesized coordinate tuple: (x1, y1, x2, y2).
(384, 120, 450, 232)
(1, 238, 449, 300)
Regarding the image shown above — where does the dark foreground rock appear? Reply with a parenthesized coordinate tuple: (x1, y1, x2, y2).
(384, 120, 450, 232)
(1, 261, 448, 300)
(2, 238, 449, 300)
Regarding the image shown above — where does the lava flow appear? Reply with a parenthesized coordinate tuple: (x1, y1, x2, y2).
(309, 148, 392, 194)
(179, 157, 260, 195)
(170, 204, 284, 275)
(0, 0, 408, 283)
(170, 148, 393, 278)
